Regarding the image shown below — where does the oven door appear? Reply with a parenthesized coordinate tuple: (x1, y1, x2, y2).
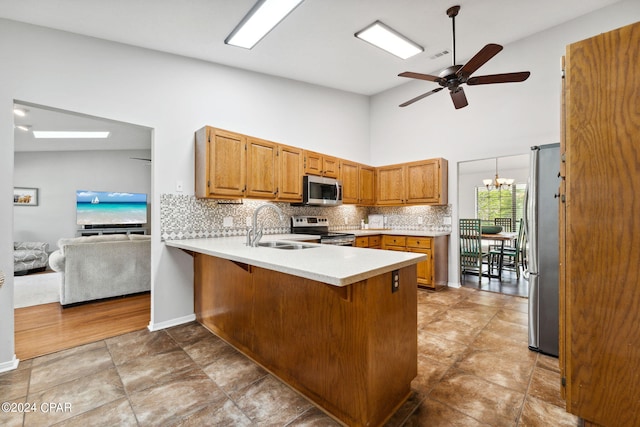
(320, 236, 355, 246)
(303, 176, 342, 206)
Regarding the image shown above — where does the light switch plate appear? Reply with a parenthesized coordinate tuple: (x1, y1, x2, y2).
(443, 216, 452, 225)
(223, 217, 233, 227)
(176, 180, 183, 192)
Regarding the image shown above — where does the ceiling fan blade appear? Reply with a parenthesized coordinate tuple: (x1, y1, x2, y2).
(450, 87, 468, 109)
(398, 71, 445, 84)
(399, 87, 444, 107)
(456, 43, 503, 79)
(467, 71, 531, 85)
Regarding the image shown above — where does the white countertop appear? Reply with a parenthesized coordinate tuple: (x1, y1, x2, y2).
(349, 229, 451, 237)
(165, 234, 425, 287)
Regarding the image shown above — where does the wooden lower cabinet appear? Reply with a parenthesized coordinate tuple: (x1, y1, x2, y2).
(382, 235, 448, 290)
(354, 235, 381, 249)
(194, 254, 418, 427)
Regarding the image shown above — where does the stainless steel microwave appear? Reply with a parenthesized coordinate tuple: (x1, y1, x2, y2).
(302, 175, 343, 206)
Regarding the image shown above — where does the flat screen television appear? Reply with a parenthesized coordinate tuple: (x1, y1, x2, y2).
(76, 190, 147, 226)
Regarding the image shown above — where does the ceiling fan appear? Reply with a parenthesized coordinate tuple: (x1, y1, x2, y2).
(398, 5, 530, 109)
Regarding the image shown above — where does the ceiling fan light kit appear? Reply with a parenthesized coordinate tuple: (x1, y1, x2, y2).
(398, 5, 531, 109)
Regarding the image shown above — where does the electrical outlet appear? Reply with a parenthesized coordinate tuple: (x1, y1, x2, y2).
(246, 217, 252, 227)
(443, 216, 452, 225)
(223, 217, 233, 227)
(417, 217, 423, 225)
(176, 180, 183, 192)
(344, 217, 348, 225)
(391, 270, 400, 293)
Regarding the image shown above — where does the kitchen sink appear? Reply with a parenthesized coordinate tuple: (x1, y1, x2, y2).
(258, 241, 317, 250)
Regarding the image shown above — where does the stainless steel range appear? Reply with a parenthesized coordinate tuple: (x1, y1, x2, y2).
(291, 215, 355, 246)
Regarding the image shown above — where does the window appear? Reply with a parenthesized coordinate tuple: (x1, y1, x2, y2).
(476, 184, 527, 230)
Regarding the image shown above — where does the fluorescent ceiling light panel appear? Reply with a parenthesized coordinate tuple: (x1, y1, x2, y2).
(225, 0, 304, 49)
(33, 131, 110, 139)
(355, 21, 423, 59)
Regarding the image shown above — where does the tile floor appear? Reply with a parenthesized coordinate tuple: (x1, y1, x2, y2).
(0, 286, 579, 426)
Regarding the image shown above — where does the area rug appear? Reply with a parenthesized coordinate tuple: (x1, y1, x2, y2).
(14, 272, 60, 308)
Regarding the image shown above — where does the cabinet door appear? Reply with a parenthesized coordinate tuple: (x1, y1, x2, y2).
(354, 236, 369, 248)
(206, 128, 246, 198)
(359, 166, 376, 205)
(322, 155, 340, 178)
(377, 165, 405, 205)
(303, 150, 323, 176)
(246, 137, 278, 199)
(406, 159, 446, 204)
(340, 160, 359, 204)
(277, 144, 303, 202)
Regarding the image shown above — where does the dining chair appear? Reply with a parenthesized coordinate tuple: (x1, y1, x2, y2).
(490, 218, 525, 279)
(494, 217, 512, 232)
(459, 219, 489, 281)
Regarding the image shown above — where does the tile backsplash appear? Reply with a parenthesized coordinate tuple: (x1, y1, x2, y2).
(160, 194, 451, 240)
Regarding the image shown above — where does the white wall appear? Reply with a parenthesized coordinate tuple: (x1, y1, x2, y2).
(369, 0, 640, 284)
(14, 149, 152, 250)
(0, 19, 370, 368)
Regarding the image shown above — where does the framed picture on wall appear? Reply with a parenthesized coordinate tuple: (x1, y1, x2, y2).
(14, 187, 38, 206)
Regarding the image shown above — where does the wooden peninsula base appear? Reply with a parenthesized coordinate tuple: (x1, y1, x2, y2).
(194, 253, 418, 427)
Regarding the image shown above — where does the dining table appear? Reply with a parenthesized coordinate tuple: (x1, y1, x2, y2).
(481, 231, 518, 278)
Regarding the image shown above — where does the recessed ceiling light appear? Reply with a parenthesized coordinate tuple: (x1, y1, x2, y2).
(15, 125, 32, 131)
(13, 108, 28, 117)
(225, 0, 304, 49)
(355, 21, 423, 59)
(32, 131, 110, 139)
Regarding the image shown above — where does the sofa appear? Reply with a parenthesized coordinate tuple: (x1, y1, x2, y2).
(48, 234, 151, 306)
(14, 241, 49, 275)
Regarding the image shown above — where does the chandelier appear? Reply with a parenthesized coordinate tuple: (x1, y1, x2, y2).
(483, 158, 514, 190)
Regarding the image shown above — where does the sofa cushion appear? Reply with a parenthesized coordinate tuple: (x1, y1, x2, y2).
(128, 234, 151, 241)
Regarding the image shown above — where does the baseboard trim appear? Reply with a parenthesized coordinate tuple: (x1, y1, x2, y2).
(147, 313, 196, 332)
(0, 355, 20, 373)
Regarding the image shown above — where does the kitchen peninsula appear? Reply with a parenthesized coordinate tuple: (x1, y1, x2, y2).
(166, 235, 425, 427)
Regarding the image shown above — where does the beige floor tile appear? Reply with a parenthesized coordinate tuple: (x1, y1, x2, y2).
(182, 333, 236, 367)
(527, 365, 565, 407)
(417, 331, 468, 365)
(483, 315, 529, 344)
(412, 353, 451, 395)
(233, 375, 314, 425)
(173, 398, 254, 426)
(25, 367, 126, 426)
(202, 347, 267, 398)
(0, 396, 28, 427)
(128, 371, 226, 426)
(536, 353, 560, 373)
(519, 396, 579, 426)
(0, 365, 31, 401)
(106, 329, 179, 366)
(428, 369, 525, 427)
(165, 321, 214, 347)
(56, 397, 138, 427)
(403, 397, 490, 426)
(29, 345, 114, 394)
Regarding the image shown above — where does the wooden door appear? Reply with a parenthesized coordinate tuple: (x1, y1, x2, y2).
(207, 128, 246, 198)
(246, 137, 278, 199)
(277, 144, 303, 202)
(562, 22, 640, 426)
(377, 165, 405, 205)
(359, 166, 376, 205)
(340, 160, 359, 204)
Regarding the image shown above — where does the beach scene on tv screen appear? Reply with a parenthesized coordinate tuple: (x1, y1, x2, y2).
(76, 190, 147, 225)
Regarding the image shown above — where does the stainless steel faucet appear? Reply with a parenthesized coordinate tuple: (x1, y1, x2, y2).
(247, 203, 285, 247)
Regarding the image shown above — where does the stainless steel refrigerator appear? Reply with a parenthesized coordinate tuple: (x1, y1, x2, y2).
(525, 143, 560, 357)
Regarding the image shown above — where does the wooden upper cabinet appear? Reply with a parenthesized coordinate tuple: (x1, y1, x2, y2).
(340, 160, 359, 204)
(377, 164, 405, 205)
(304, 150, 339, 178)
(340, 160, 376, 205)
(195, 126, 246, 198)
(406, 158, 448, 204)
(359, 165, 376, 205)
(377, 158, 448, 206)
(277, 144, 304, 202)
(246, 137, 278, 199)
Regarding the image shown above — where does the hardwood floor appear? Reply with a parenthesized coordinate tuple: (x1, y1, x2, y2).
(14, 293, 150, 360)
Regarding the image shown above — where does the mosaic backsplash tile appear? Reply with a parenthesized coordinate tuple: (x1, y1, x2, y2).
(160, 194, 451, 241)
